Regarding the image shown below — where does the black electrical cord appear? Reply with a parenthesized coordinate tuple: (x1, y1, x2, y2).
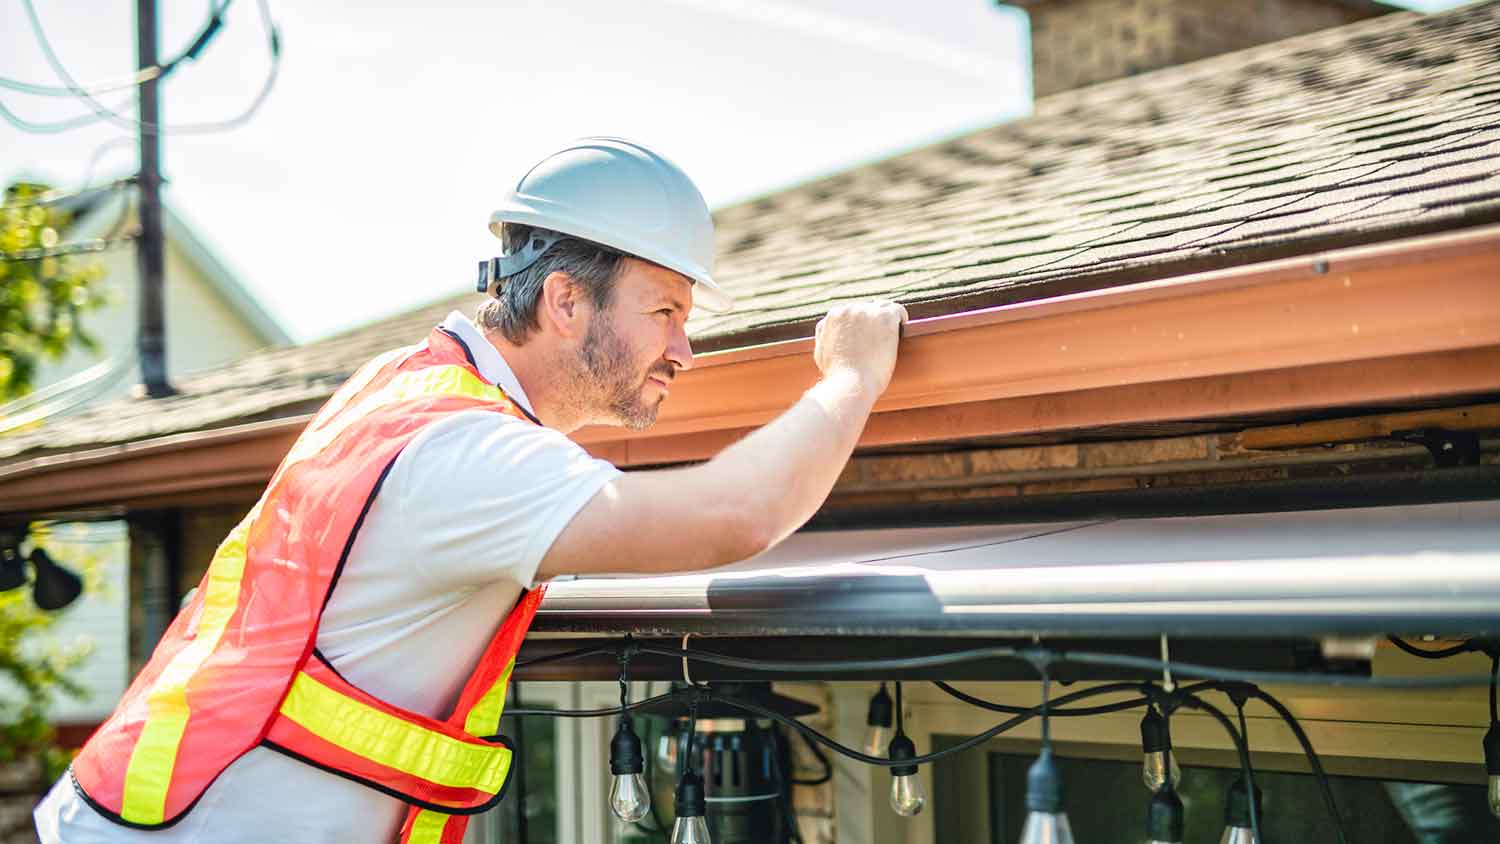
(935, 679, 1164, 717)
(635, 643, 1498, 689)
(503, 638, 1474, 841)
(1186, 682, 1347, 844)
(1234, 697, 1264, 844)
(1387, 636, 1477, 659)
(1050, 648, 1494, 689)
(766, 723, 807, 844)
(790, 728, 833, 787)
(514, 644, 616, 669)
(1177, 694, 1265, 843)
(703, 682, 1156, 769)
(505, 689, 684, 719)
(1490, 653, 1498, 725)
(1246, 686, 1346, 844)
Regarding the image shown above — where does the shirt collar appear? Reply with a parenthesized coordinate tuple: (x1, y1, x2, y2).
(438, 311, 537, 417)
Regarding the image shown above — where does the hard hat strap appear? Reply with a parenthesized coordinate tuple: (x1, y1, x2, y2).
(475, 228, 566, 295)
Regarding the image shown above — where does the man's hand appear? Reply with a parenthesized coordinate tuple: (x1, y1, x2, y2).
(814, 301, 908, 397)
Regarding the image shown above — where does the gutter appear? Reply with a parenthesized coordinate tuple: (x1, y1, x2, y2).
(3, 225, 1499, 515)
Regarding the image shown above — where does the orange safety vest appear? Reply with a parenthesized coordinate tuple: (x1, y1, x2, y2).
(72, 327, 548, 844)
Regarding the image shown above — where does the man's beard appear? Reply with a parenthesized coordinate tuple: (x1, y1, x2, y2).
(579, 312, 671, 431)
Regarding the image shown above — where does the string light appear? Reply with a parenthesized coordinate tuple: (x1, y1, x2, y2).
(671, 700, 712, 844)
(609, 719, 650, 823)
(1219, 778, 1259, 844)
(505, 639, 1499, 840)
(886, 682, 925, 817)
(1020, 657, 1074, 844)
(1139, 706, 1182, 791)
(1145, 782, 1185, 844)
(608, 644, 650, 822)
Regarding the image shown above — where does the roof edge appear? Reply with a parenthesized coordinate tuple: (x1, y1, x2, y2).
(3, 225, 1499, 513)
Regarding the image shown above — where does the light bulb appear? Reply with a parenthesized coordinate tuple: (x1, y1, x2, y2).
(1019, 749, 1073, 844)
(672, 769, 711, 844)
(865, 684, 894, 756)
(1219, 777, 1258, 844)
(609, 717, 650, 822)
(1019, 811, 1076, 844)
(1140, 708, 1182, 791)
(670, 815, 712, 844)
(610, 772, 650, 823)
(1143, 751, 1182, 792)
(1146, 783, 1185, 844)
(890, 770, 926, 817)
(886, 733, 925, 816)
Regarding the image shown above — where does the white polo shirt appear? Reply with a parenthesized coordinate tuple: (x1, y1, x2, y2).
(35, 312, 621, 843)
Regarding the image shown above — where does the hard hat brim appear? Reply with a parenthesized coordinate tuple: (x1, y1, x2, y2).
(490, 205, 734, 313)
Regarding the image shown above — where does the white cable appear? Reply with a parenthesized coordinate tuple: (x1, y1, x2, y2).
(1160, 634, 1176, 694)
(682, 632, 697, 686)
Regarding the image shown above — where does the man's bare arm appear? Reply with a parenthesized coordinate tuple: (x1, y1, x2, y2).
(536, 301, 906, 580)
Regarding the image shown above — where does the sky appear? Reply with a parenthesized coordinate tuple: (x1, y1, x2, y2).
(0, 0, 1479, 342)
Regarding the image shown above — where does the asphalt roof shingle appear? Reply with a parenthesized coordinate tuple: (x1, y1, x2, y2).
(6, 1, 1499, 463)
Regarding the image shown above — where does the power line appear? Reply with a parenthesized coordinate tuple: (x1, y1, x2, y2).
(0, 65, 163, 99)
(7, 0, 281, 136)
(0, 98, 130, 134)
(0, 0, 230, 99)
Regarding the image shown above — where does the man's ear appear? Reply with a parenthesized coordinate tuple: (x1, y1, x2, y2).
(538, 271, 589, 339)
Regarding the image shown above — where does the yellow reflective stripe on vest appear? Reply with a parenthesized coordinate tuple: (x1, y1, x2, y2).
(274, 365, 506, 488)
(118, 362, 508, 824)
(279, 672, 512, 792)
(120, 509, 257, 824)
(461, 657, 516, 738)
(399, 657, 517, 840)
(406, 809, 452, 844)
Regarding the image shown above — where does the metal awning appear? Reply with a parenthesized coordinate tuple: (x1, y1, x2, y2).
(535, 501, 1500, 639)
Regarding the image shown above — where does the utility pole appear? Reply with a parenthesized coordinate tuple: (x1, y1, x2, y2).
(135, 0, 174, 397)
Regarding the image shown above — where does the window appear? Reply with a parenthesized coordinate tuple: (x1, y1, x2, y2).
(932, 738, 1500, 844)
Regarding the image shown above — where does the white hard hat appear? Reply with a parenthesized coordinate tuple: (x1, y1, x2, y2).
(483, 137, 732, 312)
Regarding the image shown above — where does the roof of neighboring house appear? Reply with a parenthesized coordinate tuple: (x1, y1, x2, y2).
(68, 191, 293, 348)
(3, 0, 1498, 464)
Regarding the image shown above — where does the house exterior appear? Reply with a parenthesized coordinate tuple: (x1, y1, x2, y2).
(6, 190, 290, 431)
(0, 191, 288, 732)
(3, 2, 1500, 842)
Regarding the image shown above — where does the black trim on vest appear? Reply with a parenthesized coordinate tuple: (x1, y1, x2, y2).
(68, 766, 208, 831)
(309, 648, 356, 687)
(319, 455, 398, 616)
(436, 326, 544, 426)
(259, 733, 517, 816)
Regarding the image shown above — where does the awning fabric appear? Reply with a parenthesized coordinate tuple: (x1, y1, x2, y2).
(535, 501, 1500, 638)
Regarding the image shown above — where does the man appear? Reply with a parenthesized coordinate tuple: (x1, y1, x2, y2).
(35, 138, 905, 842)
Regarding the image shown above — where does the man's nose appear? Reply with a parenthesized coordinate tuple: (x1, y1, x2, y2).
(666, 323, 694, 372)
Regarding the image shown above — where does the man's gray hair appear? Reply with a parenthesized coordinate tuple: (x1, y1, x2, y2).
(476, 224, 627, 345)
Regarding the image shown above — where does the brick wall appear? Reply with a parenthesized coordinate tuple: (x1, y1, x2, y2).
(1020, 0, 1390, 96)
